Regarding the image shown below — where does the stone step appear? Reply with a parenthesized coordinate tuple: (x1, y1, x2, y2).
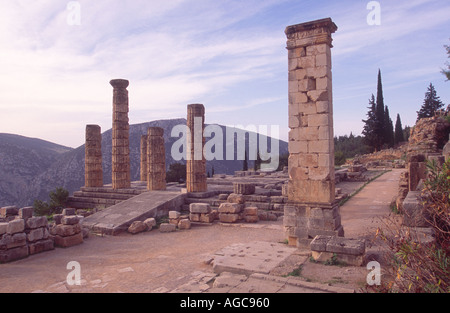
(73, 191, 134, 200)
(80, 186, 146, 195)
(184, 197, 225, 207)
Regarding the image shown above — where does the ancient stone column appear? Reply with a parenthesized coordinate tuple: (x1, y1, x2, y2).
(186, 104, 207, 193)
(140, 134, 148, 181)
(110, 79, 131, 190)
(85, 125, 103, 187)
(147, 127, 166, 190)
(284, 18, 343, 247)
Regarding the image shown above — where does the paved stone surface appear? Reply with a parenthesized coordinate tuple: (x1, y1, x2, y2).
(83, 190, 186, 235)
(212, 241, 297, 276)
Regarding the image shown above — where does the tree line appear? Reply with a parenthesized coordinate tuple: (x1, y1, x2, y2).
(362, 67, 447, 152)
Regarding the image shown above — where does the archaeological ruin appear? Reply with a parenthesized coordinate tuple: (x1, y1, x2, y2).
(146, 127, 166, 191)
(111, 79, 131, 190)
(186, 103, 207, 193)
(84, 125, 103, 188)
(283, 18, 344, 247)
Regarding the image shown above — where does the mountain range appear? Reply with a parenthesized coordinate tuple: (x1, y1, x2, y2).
(0, 119, 288, 207)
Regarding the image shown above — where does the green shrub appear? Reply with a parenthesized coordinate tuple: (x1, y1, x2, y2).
(375, 159, 450, 293)
(33, 187, 69, 217)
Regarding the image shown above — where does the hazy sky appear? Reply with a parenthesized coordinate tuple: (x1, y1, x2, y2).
(0, 0, 449, 148)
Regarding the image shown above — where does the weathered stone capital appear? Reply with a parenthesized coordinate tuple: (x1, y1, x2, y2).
(285, 18, 337, 48)
(187, 103, 205, 115)
(148, 127, 164, 137)
(110, 79, 129, 89)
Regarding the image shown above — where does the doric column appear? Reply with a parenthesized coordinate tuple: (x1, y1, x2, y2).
(85, 125, 103, 187)
(284, 18, 343, 247)
(140, 134, 148, 182)
(110, 79, 131, 189)
(147, 127, 166, 190)
(186, 104, 207, 192)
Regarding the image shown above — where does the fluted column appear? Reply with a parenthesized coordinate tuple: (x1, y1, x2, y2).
(186, 104, 207, 192)
(140, 134, 148, 182)
(110, 79, 131, 189)
(147, 127, 166, 190)
(85, 125, 103, 187)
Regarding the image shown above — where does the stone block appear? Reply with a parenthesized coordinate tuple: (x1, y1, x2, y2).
(3, 233, 27, 249)
(19, 207, 34, 221)
(189, 203, 211, 214)
(26, 216, 48, 229)
(218, 203, 243, 214)
(200, 213, 215, 223)
(169, 211, 181, 219)
(326, 236, 365, 256)
(62, 208, 76, 216)
(54, 232, 83, 248)
(219, 213, 240, 223)
(402, 191, 429, 227)
(0, 223, 7, 235)
(53, 214, 63, 225)
(244, 207, 258, 216)
(227, 193, 245, 204)
(310, 235, 329, 251)
(233, 183, 255, 195)
(159, 223, 176, 233)
(127, 221, 148, 234)
(0, 245, 29, 263)
(61, 216, 79, 226)
(310, 235, 365, 256)
(244, 215, 259, 223)
(27, 228, 44, 242)
(144, 218, 156, 229)
(178, 219, 191, 230)
(28, 239, 54, 255)
(189, 213, 200, 222)
(218, 194, 229, 201)
(0, 206, 19, 217)
(7, 219, 25, 234)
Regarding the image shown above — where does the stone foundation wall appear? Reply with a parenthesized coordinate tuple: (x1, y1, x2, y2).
(0, 206, 54, 263)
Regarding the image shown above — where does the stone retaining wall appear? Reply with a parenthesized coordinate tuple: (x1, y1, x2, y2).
(0, 206, 54, 263)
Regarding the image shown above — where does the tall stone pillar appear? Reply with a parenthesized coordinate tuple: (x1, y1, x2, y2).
(283, 18, 343, 247)
(85, 125, 103, 187)
(186, 104, 207, 193)
(140, 134, 148, 182)
(110, 79, 131, 190)
(147, 127, 166, 190)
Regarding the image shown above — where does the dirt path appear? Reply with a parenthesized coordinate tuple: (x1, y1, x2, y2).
(0, 222, 285, 293)
(298, 169, 404, 290)
(340, 169, 402, 238)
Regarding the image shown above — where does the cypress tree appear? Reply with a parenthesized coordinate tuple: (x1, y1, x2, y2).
(362, 94, 379, 151)
(375, 69, 386, 150)
(394, 114, 404, 145)
(384, 106, 394, 147)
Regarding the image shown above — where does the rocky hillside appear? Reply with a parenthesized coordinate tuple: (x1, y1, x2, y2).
(0, 119, 288, 207)
(0, 134, 73, 207)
